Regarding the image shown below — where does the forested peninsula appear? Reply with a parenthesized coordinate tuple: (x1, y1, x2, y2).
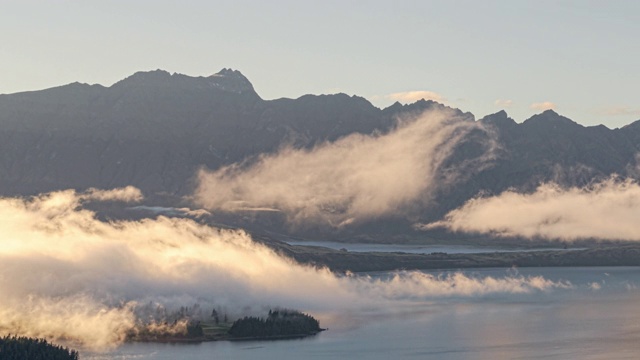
(127, 308, 323, 343)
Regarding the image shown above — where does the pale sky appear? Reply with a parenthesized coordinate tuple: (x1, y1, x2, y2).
(1, 0, 639, 128)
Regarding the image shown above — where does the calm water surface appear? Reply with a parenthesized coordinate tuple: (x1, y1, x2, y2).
(85, 267, 640, 360)
(284, 240, 578, 254)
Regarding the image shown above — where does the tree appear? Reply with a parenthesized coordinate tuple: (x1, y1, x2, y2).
(228, 309, 322, 338)
(211, 309, 219, 324)
(0, 335, 79, 360)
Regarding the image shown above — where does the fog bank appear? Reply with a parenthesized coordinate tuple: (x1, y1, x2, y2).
(196, 109, 496, 227)
(424, 178, 640, 241)
(1, 188, 568, 350)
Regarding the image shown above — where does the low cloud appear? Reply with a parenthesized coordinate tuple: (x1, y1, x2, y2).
(83, 186, 144, 202)
(423, 178, 640, 241)
(385, 90, 446, 104)
(128, 205, 211, 218)
(354, 271, 570, 299)
(195, 109, 497, 227)
(494, 99, 514, 108)
(0, 189, 568, 349)
(530, 101, 557, 111)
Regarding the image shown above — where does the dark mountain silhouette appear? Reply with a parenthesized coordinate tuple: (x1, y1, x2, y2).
(0, 69, 457, 198)
(1, 69, 639, 240)
(475, 109, 639, 193)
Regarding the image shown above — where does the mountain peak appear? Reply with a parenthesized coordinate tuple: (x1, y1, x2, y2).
(479, 110, 516, 127)
(480, 109, 510, 120)
(110, 68, 257, 96)
(112, 69, 177, 89)
(208, 68, 255, 95)
(523, 109, 581, 129)
(125, 69, 171, 81)
(215, 68, 244, 77)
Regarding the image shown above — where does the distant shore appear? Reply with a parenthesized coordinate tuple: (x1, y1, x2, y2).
(268, 239, 640, 272)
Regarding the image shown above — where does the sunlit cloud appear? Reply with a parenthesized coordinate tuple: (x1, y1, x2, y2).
(195, 109, 498, 227)
(494, 99, 514, 108)
(83, 186, 144, 202)
(0, 188, 568, 349)
(530, 101, 557, 111)
(128, 205, 211, 218)
(422, 177, 640, 242)
(384, 90, 446, 104)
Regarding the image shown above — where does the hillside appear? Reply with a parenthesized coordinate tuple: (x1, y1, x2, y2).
(1, 69, 639, 241)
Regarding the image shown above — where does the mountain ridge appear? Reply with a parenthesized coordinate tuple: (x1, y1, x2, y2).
(4, 69, 637, 128)
(1, 69, 640, 240)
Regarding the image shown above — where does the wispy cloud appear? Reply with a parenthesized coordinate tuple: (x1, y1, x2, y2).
(530, 101, 557, 111)
(83, 186, 144, 202)
(597, 106, 640, 117)
(195, 109, 497, 227)
(422, 177, 640, 242)
(494, 99, 514, 108)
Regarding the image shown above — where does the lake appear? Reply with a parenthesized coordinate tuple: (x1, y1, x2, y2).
(83, 267, 640, 360)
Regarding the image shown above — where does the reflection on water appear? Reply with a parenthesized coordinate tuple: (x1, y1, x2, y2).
(285, 240, 579, 254)
(85, 267, 640, 360)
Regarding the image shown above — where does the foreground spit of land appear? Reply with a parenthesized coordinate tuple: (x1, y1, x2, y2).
(0, 336, 78, 360)
(128, 309, 324, 343)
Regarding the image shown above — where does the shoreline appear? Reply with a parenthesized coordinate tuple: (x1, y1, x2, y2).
(271, 241, 640, 272)
(129, 330, 325, 344)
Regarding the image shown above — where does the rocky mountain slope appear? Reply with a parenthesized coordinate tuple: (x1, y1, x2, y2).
(1, 69, 639, 240)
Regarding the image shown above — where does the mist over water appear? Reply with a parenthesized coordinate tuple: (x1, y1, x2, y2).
(1, 188, 568, 351)
(4, 111, 639, 354)
(85, 267, 640, 360)
(2, 109, 639, 359)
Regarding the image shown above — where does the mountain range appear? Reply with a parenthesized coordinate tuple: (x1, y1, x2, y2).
(2, 69, 639, 241)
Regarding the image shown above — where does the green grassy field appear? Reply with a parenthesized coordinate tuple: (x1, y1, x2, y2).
(200, 322, 232, 340)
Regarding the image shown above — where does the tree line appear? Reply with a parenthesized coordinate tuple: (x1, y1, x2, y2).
(228, 309, 322, 339)
(0, 335, 78, 360)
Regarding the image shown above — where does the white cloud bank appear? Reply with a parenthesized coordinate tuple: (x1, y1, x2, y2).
(424, 178, 640, 241)
(385, 90, 446, 104)
(195, 109, 496, 226)
(530, 101, 557, 111)
(0, 188, 566, 349)
(82, 186, 144, 202)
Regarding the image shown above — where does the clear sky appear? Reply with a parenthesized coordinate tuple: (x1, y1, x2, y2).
(1, 0, 639, 128)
